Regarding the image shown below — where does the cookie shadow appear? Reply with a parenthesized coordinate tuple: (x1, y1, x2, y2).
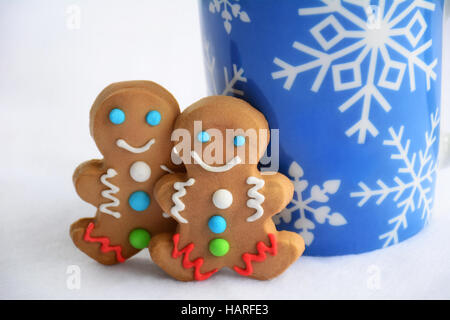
(117, 254, 167, 279)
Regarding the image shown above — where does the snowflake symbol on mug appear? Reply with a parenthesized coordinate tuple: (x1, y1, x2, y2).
(204, 41, 247, 96)
(273, 161, 347, 246)
(208, 0, 251, 34)
(350, 109, 439, 248)
(272, 0, 438, 144)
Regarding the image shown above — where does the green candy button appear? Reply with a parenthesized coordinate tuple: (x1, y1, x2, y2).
(129, 229, 151, 249)
(209, 238, 230, 257)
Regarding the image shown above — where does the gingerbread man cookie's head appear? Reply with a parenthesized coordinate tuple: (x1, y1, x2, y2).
(173, 96, 269, 175)
(90, 81, 179, 160)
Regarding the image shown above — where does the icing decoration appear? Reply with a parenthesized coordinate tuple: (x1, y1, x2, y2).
(191, 151, 242, 173)
(146, 110, 161, 126)
(116, 138, 155, 154)
(172, 145, 180, 156)
(109, 108, 125, 125)
(233, 233, 277, 276)
(172, 233, 218, 281)
(130, 161, 151, 182)
(209, 238, 230, 257)
(129, 228, 151, 249)
(160, 165, 174, 174)
(170, 178, 195, 223)
(208, 215, 227, 234)
(162, 212, 171, 218)
(171, 146, 182, 164)
(99, 168, 121, 219)
(84, 222, 125, 263)
(128, 191, 151, 211)
(197, 131, 210, 143)
(212, 189, 233, 209)
(246, 176, 265, 222)
(234, 135, 246, 147)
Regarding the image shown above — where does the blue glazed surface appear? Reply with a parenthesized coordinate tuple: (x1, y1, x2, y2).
(198, 130, 211, 142)
(128, 191, 151, 212)
(199, 0, 443, 255)
(234, 135, 246, 147)
(208, 215, 227, 234)
(146, 110, 161, 126)
(109, 108, 125, 125)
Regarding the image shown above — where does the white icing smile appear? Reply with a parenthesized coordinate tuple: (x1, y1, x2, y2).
(191, 151, 241, 173)
(116, 138, 155, 154)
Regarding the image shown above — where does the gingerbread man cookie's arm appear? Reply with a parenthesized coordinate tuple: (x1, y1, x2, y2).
(154, 172, 194, 224)
(246, 173, 294, 222)
(263, 173, 294, 217)
(159, 162, 186, 175)
(73, 159, 105, 207)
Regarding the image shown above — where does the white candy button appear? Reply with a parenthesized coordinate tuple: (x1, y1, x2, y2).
(212, 189, 233, 209)
(130, 161, 151, 182)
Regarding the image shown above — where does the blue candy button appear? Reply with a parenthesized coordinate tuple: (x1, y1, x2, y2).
(128, 191, 150, 211)
(109, 108, 125, 125)
(197, 131, 210, 143)
(234, 135, 246, 146)
(146, 110, 161, 126)
(208, 215, 227, 234)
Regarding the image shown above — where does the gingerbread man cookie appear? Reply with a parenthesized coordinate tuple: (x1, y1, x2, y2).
(149, 96, 304, 280)
(70, 81, 180, 265)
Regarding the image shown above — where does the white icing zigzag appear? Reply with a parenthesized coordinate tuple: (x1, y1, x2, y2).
(162, 212, 171, 218)
(99, 168, 121, 219)
(246, 176, 265, 222)
(170, 178, 195, 223)
(160, 165, 174, 174)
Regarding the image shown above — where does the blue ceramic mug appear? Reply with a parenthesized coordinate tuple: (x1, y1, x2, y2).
(199, 0, 444, 255)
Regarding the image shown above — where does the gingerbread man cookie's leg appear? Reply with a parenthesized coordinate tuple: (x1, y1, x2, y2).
(150, 233, 197, 281)
(72, 211, 163, 266)
(150, 233, 218, 281)
(70, 218, 126, 265)
(233, 231, 305, 280)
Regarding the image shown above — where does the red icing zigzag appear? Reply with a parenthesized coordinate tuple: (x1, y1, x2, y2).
(84, 222, 125, 263)
(172, 234, 218, 281)
(233, 233, 277, 276)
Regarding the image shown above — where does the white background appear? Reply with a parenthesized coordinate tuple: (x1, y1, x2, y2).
(0, 0, 449, 299)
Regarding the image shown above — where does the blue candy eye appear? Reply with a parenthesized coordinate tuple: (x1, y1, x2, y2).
(146, 110, 161, 126)
(234, 135, 246, 147)
(197, 131, 210, 143)
(109, 108, 125, 125)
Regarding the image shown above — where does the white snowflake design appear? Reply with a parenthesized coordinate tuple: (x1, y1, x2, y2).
(350, 109, 439, 248)
(273, 161, 347, 246)
(204, 41, 247, 96)
(272, 0, 438, 144)
(208, 0, 251, 34)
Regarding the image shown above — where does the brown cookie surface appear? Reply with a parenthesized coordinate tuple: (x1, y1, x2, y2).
(150, 96, 304, 280)
(71, 81, 180, 265)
